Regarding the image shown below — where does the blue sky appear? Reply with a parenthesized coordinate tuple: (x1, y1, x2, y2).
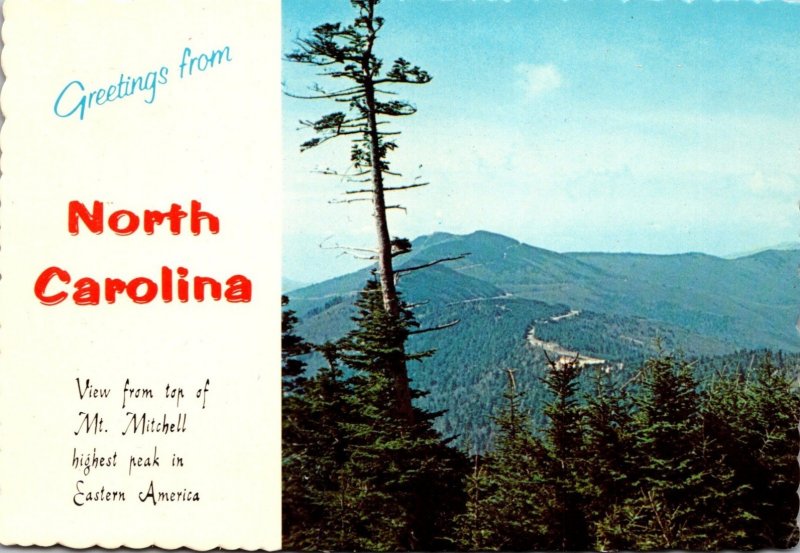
(283, 0, 800, 283)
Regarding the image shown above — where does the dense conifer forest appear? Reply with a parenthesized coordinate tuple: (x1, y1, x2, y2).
(282, 1, 800, 549)
(283, 290, 800, 550)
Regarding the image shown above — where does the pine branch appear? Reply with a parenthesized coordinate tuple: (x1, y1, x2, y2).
(328, 197, 371, 204)
(344, 182, 429, 195)
(319, 239, 377, 258)
(543, 349, 557, 369)
(284, 89, 363, 100)
(408, 319, 460, 335)
(395, 254, 469, 276)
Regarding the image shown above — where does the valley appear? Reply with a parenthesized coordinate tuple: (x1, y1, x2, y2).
(286, 230, 800, 450)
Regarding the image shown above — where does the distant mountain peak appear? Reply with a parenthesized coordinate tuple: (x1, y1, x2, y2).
(466, 229, 520, 242)
(724, 242, 800, 259)
(411, 231, 459, 248)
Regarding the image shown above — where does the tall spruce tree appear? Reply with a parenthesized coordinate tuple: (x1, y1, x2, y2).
(747, 354, 800, 548)
(750, 355, 800, 547)
(281, 295, 310, 393)
(541, 358, 591, 550)
(282, 298, 365, 548)
(287, 0, 434, 422)
(282, 344, 361, 549)
(581, 367, 635, 550)
(701, 369, 765, 549)
(336, 280, 468, 550)
(704, 353, 800, 549)
(454, 369, 552, 550)
(281, 295, 313, 535)
(606, 354, 731, 549)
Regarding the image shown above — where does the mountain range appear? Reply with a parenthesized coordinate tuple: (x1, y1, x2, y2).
(286, 230, 800, 449)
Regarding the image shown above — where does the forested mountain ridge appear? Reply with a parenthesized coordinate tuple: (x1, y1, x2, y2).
(290, 229, 800, 351)
(287, 230, 800, 451)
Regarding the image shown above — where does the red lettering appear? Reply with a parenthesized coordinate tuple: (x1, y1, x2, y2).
(143, 210, 167, 234)
(177, 267, 189, 302)
(142, 205, 187, 234)
(224, 275, 252, 303)
(161, 266, 173, 302)
(104, 278, 126, 304)
(34, 266, 251, 305)
(73, 277, 100, 305)
(167, 204, 188, 234)
(68, 201, 216, 235)
(194, 277, 222, 301)
(68, 201, 103, 235)
(127, 278, 158, 303)
(34, 267, 71, 305)
(190, 200, 219, 235)
(108, 210, 139, 235)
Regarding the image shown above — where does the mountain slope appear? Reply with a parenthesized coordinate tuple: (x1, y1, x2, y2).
(289, 229, 799, 364)
(562, 249, 800, 350)
(285, 230, 798, 451)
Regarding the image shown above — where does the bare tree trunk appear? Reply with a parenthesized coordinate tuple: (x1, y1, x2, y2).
(365, 86, 400, 317)
(362, 4, 400, 320)
(363, 11, 414, 422)
(364, 79, 414, 422)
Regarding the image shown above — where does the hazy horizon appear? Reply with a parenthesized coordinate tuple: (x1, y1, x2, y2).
(283, 1, 800, 283)
(282, 227, 800, 286)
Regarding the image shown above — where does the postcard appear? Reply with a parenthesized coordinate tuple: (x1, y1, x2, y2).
(2, 0, 799, 551)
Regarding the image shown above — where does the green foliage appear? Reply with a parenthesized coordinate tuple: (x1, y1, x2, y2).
(286, 0, 430, 172)
(450, 351, 799, 551)
(533, 309, 731, 365)
(587, 353, 800, 551)
(703, 354, 800, 549)
(289, 231, 800, 451)
(453, 371, 553, 550)
(286, 286, 800, 551)
(606, 355, 717, 549)
(281, 294, 311, 393)
(541, 358, 591, 550)
(282, 345, 356, 549)
(408, 295, 565, 451)
(284, 229, 800, 549)
(580, 368, 635, 549)
(283, 282, 467, 551)
(335, 280, 468, 550)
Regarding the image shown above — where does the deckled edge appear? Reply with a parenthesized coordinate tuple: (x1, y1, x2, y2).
(0, 0, 8, 547)
(0, 1, 279, 549)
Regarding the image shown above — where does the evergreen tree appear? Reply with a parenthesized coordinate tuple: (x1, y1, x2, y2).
(454, 369, 552, 550)
(333, 280, 468, 550)
(606, 354, 732, 549)
(700, 370, 764, 549)
(282, 344, 360, 549)
(580, 367, 634, 550)
(541, 357, 590, 550)
(746, 354, 800, 548)
(281, 294, 310, 393)
(287, 0, 438, 422)
(705, 353, 800, 549)
(282, 295, 316, 546)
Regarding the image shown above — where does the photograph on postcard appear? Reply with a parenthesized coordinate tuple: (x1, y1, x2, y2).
(281, 1, 800, 550)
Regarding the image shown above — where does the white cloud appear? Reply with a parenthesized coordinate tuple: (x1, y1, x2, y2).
(746, 171, 798, 195)
(515, 63, 563, 98)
